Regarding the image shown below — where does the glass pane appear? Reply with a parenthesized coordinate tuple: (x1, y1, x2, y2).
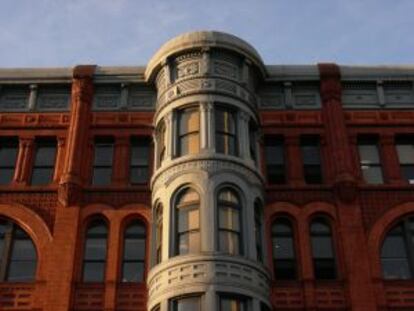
(94, 142, 114, 165)
(304, 165, 322, 184)
(125, 222, 146, 235)
(219, 207, 240, 231)
(178, 231, 200, 254)
(178, 208, 199, 232)
(219, 231, 240, 255)
(180, 133, 200, 155)
(83, 262, 105, 282)
(218, 189, 239, 204)
(92, 167, 112, 185)
(87, 223, 107, 235)
(178, 188, 199, 205)
(401, 166, 414, 184)
(122, 261, 144, 282)
(130, 167, 149, 184)
(174, 296, 200, 311)
(273, 237, 295, 259)
(310, 220, 330, 234)
(0, 146, 18, 166)
(397, 143, 414, 164)
(179, 108, 199, 134)
(7, 261, 36, 282)
(274, 259, 297, 280)
(361, 166, 384, 184)
(10, 239, 36, 260)
(381, 235, 408, 258)
(314, 258, 336, 279)
(34, 144, 56, 166)
(31, 167, 54, 185)
(302, 144, 320, 165)
(358, 144, 380, 164)
(216, 134, 236, 155)
(272, 220, 293, 234)
(84, 238, 107, 260)
(0, 168, 15, 184)
(264, 137, 284, 165)
(215, 109, 236, 134)
(382, 258, 411, 279)
(267, 165, 285, 184)
(124, 238, 145, 260)
(131, 140, 150, 166)
(311, 236, 334, 259)
(220, 297, 245, 311)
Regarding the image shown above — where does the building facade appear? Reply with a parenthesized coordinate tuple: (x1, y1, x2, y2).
(0, 31, 414, 311)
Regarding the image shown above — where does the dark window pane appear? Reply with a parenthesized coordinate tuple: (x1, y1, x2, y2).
(313, 259, 336, 279)
(33, 144, 56, 166)
(92, 168, 112, 185)
(84, 238, 107, 260)
(382, 234, 408, 258)
(216, 133, 236, 155)
(358, 144, 381, 163)
(10, 239, 36, 260)
(0, 168, 15, 185)
(267, 165, 285, 184)
(382, 258, 411, 279)
(0, 139, 18, 165)
(122, 262, 144, 282)
(261, 303, 271, 311)
(7, 261, 36, 282)
(358, 137, 384, 184)
(125, 223, 146, 235)
(303, 165, 323, 184)
(397, 143, 414, 164)
(31, 167, 54, 185)
(311, 236, 334, 258)
(94, 144, 114, 165)
(273, 237, 295, 259)
(215, 109, 236, 134)
(265, 136, 285, 184)
(302, 143, 321, 165)
(130, 167, 149, 184)
(173, 296, 200, 311)
(401, 166, 414, 184)
(361, 166, 384, 184)
(124, 238, 146, 260)
(83, 262, 105, 282)
(274, 259, 297, 280)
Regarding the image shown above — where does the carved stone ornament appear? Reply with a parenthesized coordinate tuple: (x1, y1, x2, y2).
(334, 173, 358, 204)
(58, 182, 83, 207)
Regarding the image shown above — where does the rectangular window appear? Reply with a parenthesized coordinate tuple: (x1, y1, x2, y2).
(0, 137, 18, 185)
(219, 296, 247, 311)
(178, 107, 200, 156)
(301, 136, 323, 184)
(264, 136, 285, 184)
(130, 137, 151, 184)
(171, 296, 201, 311)
(30, 138, 57, 185)
(92, 138, 114, 185)
(358, 136, 384, 184)
(396, 136, 414, 184)
(215, 107, 237, 156)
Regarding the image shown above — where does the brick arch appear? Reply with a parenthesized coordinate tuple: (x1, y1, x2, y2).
(302, 201, 337, 222)
(368, 202, 414, 278)
(0, 203, 52, 281)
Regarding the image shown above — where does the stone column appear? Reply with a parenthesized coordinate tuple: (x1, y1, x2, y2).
(53, 136, 66, 183)
(58, 65, 96, 206)
(285, 134, 303, 186)
(13, 136, 34, 185)
(113, 136, 130, 186)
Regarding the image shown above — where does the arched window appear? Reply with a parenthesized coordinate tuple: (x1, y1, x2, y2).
(0, 218, 37, 282)
(272, 218, 297, 280)
(121, 220, 146, 283)
(178, 107, 200, 156)
(175, 188, 200, 255)
(155, 204, 163, 264)
(215, 107, 237, 156)
(310, 217, 336, 280)
(381, 217, 414, 279)
(82, 219, 108, 282)
(217, 188, 242, 255)
(254, 200, 263, 262)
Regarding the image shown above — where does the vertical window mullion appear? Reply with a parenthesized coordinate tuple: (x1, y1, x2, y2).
(403, 219, 414, 278)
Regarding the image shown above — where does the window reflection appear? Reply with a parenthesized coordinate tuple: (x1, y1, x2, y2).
(121, 220, 146, 282)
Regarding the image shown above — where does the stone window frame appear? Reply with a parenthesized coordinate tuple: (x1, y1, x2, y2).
(152, 202, 163, 266)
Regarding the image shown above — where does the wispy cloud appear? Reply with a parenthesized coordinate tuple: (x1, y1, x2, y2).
(0, 0, 412, 67)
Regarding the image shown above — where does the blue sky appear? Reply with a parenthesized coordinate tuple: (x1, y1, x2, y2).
(0, 0, 413, 67)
